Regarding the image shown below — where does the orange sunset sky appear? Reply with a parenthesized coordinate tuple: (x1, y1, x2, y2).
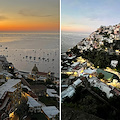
(0, 0, 59, 31)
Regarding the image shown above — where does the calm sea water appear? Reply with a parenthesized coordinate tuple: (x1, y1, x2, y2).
(0, 32, 59, 77)
(61, 32, 90, 53)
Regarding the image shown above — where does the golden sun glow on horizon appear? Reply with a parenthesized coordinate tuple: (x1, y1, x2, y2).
(61, 25, 93, 33)
(0, 22, 59, 31)
(0, 0, 59, 32)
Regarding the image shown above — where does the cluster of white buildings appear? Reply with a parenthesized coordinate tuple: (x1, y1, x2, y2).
(77, 23, 120, 53)
(90, 23, 120, 41)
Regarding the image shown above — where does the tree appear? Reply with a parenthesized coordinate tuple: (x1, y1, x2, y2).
(98, 73, 104, 79)
(14, 102, 29, 120)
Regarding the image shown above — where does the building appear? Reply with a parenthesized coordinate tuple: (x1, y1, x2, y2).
(88, 77, 113, 98)
(0, 79, 22, 110)
(97, 69, 113, 82)
(46, 89, 59, 98)
(61, 78, 82, 101)
(111, 60, 118, 68)
(31, 64, 39, 74)
(27, 96, 42, 113)
(1, 71, 13, 80)
(21, 84, 39, 101)
(83, 68, 97, 77)
(42, 106, 59, 120)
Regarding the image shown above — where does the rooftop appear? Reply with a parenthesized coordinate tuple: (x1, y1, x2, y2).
(84, 68, 96, 74)
(73, 79, 82, 87)
(37, 72, 48, 76)
(71, 62, 79, 68)
(61, 85, 75, 99)
(97, 69, 113, 81)
(0, 79, 21, 99)
(27, 96, 42, 108)
(67, 56, 76, 60)
(46, 89, 59, 98)
(42, 106, 59, 118)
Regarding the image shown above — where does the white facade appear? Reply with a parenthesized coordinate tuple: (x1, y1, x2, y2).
(88, 77, 113, 98)
(27, 96, 42, 113)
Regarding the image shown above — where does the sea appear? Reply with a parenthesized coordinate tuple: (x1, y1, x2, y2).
(61, 31, 90, 53)
(0, 31, 60, 77)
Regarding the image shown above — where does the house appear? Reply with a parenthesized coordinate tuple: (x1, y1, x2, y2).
(67, 55, 76, 62)
(21, 84, 38, 101)
(1, 71, 13, 80)
(61, 79, 82, 101)
(71, 62, 80, 69)
(46, 89, 59, 98)
(27, 96, 42, 113)
(42, 106, 59, 120)
(61, 53, 67, 60)
(115, 34, 120, 40)
(0, 71, 13, 81)
(72, 78, 82, 88)
(114, 28, 120, 40)
(61, 85, 75, 101)
(111, 60, 118, 67)
(73, 65, 84, 76)
(88, 77, 113, 98)
(37, 76, 47, 82)
(83, 68, 96, 77)
(94, 35, 103, 40)
(0, 79, 22, 110)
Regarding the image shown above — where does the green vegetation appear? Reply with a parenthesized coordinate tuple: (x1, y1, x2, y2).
(63, 86, 120, 120)
(98, 73, 104, 79)
(61, 74, 69, 79)
(91, 86, 107, 100)
(71, 45, 80, 56)
(81, 49, 111, 68)
(30, 113, 47, 120)
(63, 86, 98, 115)
(103, 33, 110, 38)
(14, 101, 29, 120)
(39, 96, 58, 107)
(46, 78, 54, 85)
(69, 41, 120, 72)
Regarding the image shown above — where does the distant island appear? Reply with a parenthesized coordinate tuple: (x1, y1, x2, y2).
(61, 23, 120, 120)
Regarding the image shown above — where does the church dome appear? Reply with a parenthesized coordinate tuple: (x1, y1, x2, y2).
(32, 64, 39, 73)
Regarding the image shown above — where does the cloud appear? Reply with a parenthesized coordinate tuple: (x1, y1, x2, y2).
(0, 15, 8, 21)
(18, 9, 52, 17)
